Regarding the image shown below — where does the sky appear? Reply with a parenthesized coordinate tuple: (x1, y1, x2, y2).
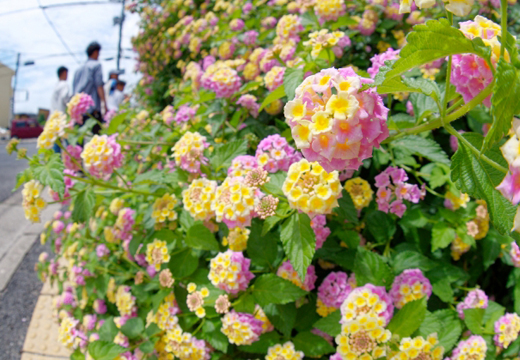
(0, 0, 142, 115)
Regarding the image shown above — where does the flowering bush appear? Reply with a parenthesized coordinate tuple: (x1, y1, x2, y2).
(11, 0, 520, 359)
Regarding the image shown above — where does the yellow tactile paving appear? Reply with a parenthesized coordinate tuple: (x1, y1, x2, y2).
(22, 294, 71, 358)
(21, 353, 68, 360)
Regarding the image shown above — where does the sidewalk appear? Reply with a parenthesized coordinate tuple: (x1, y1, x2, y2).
(0, 190, 61, 359)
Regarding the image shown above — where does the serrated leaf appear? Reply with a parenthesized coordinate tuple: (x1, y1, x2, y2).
(14, 168, 32, 191)
(434, 309, 463, 352)
(451, 133, 516, 234)
(247, 218, 278, 268)
(353, 247, 394, 288)
(463, 308, 485, 335)
(106, 112, 127, 134)
(484, 60, 520, 151)
(32, 153, 64, 196)
(202, 319, 228, 353)
(280, 212, 316, 281)
(121, 317, 144, 339)
(393, 251, 437, 274)
(88, 341, 126, 360)
(72, 189, 95, 223)
(431, 222, 456, 252)
(366, 211, 396, 243)
(293, 331, 335, 357)
(264, 303, 297, 336)
(387, 298, 427, 337)
(98, 318, 118, 342)
(210, 140, 248, 170)
(416, 311, 442, 338)
(259, 85, 286, 111)
(313, 309, 342, 336)
(432, 278, 453, 303)
(284, 67, 304, 101)
(139, 341, 155, 354)
(168, 248, 198, 278)
(185, 222, 220, 251)
(381, 19, 488, 89)
(261, 215, 282, 236)
(252, 274, 306, 306)
(333, 190, 359, 225)
(393, 135, 450, 165)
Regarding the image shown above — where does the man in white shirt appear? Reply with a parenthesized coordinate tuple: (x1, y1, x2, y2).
(50, 66, 70, 113)
(107, 80, 126, 111)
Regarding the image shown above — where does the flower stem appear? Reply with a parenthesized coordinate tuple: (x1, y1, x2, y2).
(500, 0, 508, 58)
(445, 123, 507, 174)
(65, 174, 158, 197)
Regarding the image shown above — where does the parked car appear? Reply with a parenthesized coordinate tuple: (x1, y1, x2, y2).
(10, 117, 43, 139)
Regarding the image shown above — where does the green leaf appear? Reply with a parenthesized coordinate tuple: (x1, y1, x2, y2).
(72, 189, 95, 223)
(366, 211, 396, 244)
(71, 348, 85, 360)
(484, 59, 520, 151)
(121, 317, 144, 339)
(210, 140, 248, 170)
(409, 92, 439, 121)
(333, 190, 359, 225)
(202, 319, 229, 353)
(134, 170, 165, 184)
(331, 15, 357, 30)
(88, 341, 126, 360)
(252, 274, 307, 306)
(381, 19, 487, 89)
(234, 292, 256, 314)
(434, 309, 463, 352)
(463, 308, 485, 335)
(239, 332, 281, 354)
(106, 112, 127, 134)
(152, 288, 170, 312)
(98, 317, 118, 342)
(264, 303, 297, 336)
(431, 222, 456, 252)
(185, 222, 220, 251)
(393, 251, 437, 274)
(432, 278, 453, 303)
(313, 309, 342, 336)
(261, 215, 282, 236)
(284, 67, 304, 101)
(387, 298, 427, 337)
(353, 247, 394, 288)
(247, 219, 278, 268)
(168, 248, 198, 278)
(401, 76, 441, 101)
(145, 323, 162, 338)
(259, 85, 286, 111)
(416, 311, 442, 338)
(293, 331, 335, 357)
(262, 171, 286, 197)
(483, 301, 505, 332)
(14, 168, 32, 191)
(393, 135, 450, 165)
(33, 153, 64, 196)
(280, 212, 316, 281)
(451, 133, 516, 234)
(152, 229, 177, 243)
(139, 341, 155, 354)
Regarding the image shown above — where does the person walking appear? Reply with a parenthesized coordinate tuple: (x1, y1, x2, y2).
(107, 80, 126, 111)
(50, 66, 70, 113)
(72, 41, 106, 133)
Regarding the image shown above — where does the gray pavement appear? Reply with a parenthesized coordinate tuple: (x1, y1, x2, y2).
(0, 237, 50, 359)
(0, 139, 38, 203)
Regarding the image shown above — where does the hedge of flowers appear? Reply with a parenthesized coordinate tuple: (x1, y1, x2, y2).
(8, 0, 520, 358)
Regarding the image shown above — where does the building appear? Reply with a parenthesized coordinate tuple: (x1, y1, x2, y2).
(0, 62, 14, 129)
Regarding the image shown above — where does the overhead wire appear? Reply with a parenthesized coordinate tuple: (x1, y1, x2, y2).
(36, 0, 81, 64)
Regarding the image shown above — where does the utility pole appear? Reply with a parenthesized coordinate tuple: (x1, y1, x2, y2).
(116, 0, 126, 71)
(10, 53, 20, 120)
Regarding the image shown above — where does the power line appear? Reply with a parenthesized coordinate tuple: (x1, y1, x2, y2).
(0, 1, 122, 17)
(36, 0, 81, 64)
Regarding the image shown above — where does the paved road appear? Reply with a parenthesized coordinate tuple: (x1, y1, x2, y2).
(0, 139, 38, 203)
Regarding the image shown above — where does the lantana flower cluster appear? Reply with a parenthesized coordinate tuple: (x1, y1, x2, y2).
(182, 178, 217, 221)
(37, 111, 67, 150)
(375, 166, 423, 217)
(171, 131, 209, 174)
(22, 180, 47, 223)
(255, 134, 302, 173)
(221, 310, 263, 345)
(317, 271, 356, 317)
(277, 260, 317, 291)
(390, 269, 432, 309)
(211, 176, 257, 228)
(208, 250, 254, 294)
(201, 62, 242, 98)
(284, 67, 389, 172)
(282, 159, 342, 218)
(67, 93, 94, 125)
(81, 134, 123, 179)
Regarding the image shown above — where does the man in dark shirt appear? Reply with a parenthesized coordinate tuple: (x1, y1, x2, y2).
(72, 42, 107, 133)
